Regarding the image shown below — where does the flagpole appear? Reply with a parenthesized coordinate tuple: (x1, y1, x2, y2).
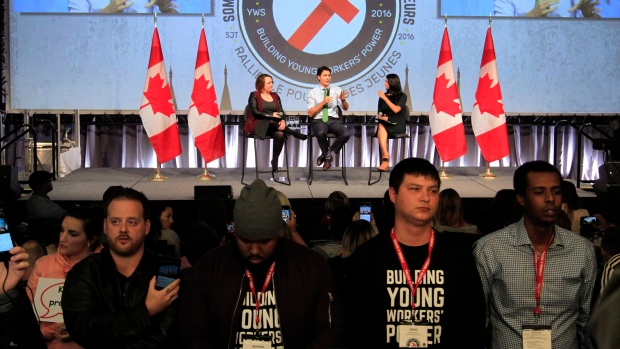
(437, 15, 453, 181)
(150, 161, 168, 181)
(147, 12, 166, 182)
(195, 13, 216, 181)
(480, 13, 497, 180)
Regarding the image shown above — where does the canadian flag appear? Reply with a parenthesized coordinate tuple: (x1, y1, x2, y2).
(471, 28, 510, 163)
(429, 27, 467, 163)
(188, 28, 225, 164)
(139, 28, 182, 164)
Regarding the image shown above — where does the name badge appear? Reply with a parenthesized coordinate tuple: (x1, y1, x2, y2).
(522, 325, 552, 349)
(242, 334, 273, 349)
(397, 323, 430, 348)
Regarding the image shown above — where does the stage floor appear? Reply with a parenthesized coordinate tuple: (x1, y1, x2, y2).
(26, 166, 596, 202)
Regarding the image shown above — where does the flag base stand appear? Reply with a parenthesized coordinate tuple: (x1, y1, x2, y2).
(149, 162, 168, 181)
(439, 165, 451, 179)
(149, 171, 168, 181)
(197, 168, 215, 180)
(479, 165, 497, 179)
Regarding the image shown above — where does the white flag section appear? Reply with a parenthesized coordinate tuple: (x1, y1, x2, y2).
(33, 278, 65, 323)
(139, 28, 182, 164)
(471, 27, 510, 162)
(188, 28, 225, 163)
(429, 27, 467, 163)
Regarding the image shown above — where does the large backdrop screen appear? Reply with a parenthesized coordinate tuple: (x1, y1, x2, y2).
(8, 0, 620, 113)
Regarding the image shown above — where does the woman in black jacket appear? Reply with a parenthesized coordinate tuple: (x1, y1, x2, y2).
(244, 74, 307, 173)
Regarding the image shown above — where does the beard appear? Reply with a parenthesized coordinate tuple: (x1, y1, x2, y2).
(107, 233, 146, 257)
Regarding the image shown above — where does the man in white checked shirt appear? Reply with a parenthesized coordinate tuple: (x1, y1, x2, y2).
(473, 161, 596, 349)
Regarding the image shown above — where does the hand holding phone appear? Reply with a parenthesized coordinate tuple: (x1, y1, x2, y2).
(580, 216, 598, 226)
(146, 275, 181, 316)
(0, 244, 28, 292)
(0, 231, 16, 263)
(155, 257, 181, 291)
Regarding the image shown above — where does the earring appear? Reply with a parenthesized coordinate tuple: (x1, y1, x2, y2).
(87, 242, 91, 247)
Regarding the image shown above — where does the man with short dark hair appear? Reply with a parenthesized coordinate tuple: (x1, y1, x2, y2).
(180, 179, 343, 348)
(62, 187, 180, 348)
(345, 157, 486, 348)
(307, 66, 350, 170)
(473, 160, 596, 348)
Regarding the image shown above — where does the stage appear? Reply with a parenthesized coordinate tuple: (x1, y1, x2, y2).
(27, 166, 596, 202)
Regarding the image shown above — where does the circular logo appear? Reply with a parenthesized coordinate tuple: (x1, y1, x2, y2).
(238, 0, 400, 88)
(406, 338, 420, 347)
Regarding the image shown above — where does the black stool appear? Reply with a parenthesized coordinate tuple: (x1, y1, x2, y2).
(241, 132, 291, 186)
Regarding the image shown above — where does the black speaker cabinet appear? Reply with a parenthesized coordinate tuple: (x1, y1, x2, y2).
(194, 185, 233, 200)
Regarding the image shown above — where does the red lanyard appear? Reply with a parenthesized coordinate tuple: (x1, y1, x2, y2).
(533, 234, 554, 318)
(245, 262, 276, 326)
(390, 228, 435, 312)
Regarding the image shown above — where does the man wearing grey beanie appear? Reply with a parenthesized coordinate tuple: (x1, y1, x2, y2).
(180, 179, 343, 348)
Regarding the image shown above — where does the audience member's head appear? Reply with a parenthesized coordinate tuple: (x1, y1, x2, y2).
(389, 157, 440, 193)
(601, 228, 620, 264)
(341, 220, 377, 258)
(28, 171, 54, 194)
(513, 160, 562, 196)
(104, 187, 150, 220)
(153, 204, 174, 231)
(325, 191, 350, 216)
(57, 207, 100, 260)
(437, 188, 465, 227)
(233, 180, 282, 266)
(64, 206, 100, 249)
(233, 179, 282, 240)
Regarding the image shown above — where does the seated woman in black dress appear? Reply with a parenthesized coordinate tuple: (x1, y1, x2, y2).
(245, 73, 307, 173)
(376, 73, 408, 171)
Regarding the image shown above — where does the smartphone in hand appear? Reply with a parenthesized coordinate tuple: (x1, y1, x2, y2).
(360, 202, 372, 222)
(0, 230, 16, 263)
(282, 205, 291, 223)
(155, 257, 181, 290)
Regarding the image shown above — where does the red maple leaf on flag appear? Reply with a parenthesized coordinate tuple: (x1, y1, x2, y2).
(433, 73, 461, 117)
(143, 74, 175, 117)
(190, 75, 219, 117)
(474, 74, 504, 117)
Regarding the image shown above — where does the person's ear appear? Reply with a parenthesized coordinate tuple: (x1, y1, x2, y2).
(516, 194, 525, 207)
(389, 187, 397, 204)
